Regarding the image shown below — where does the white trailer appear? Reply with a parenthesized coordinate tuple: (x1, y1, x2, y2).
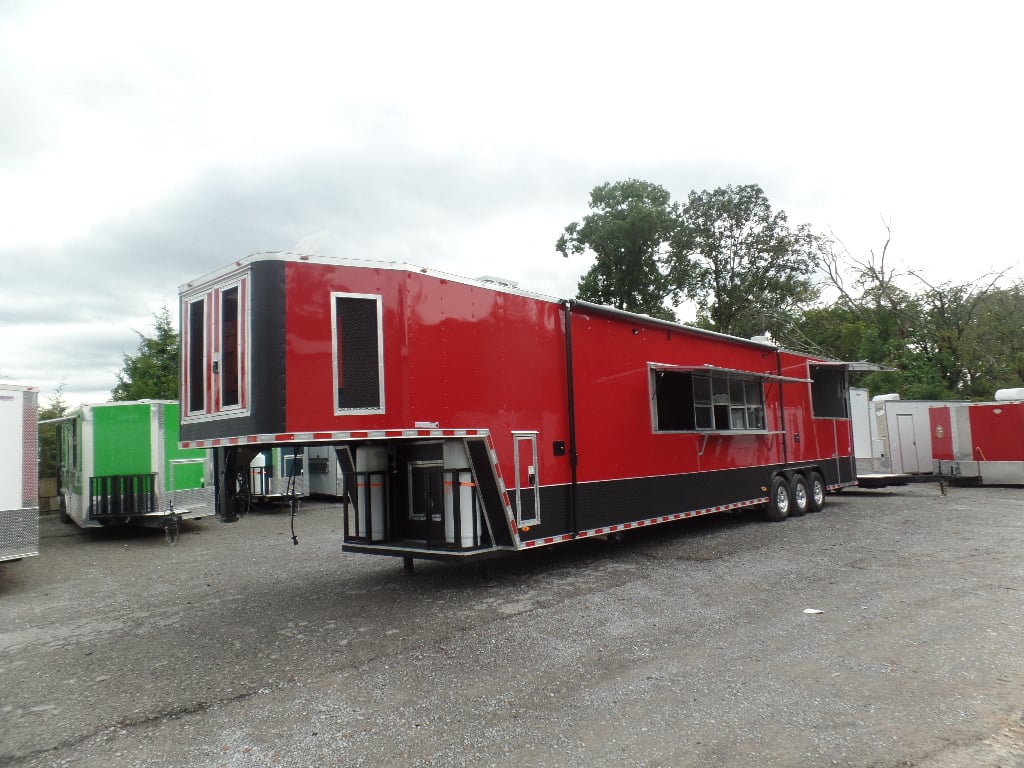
(848, 389, 953, 486)
(308, 445, 345, 497)
(248, 446, 309, 501)
(0, 385, 39, 563)
(849, 388, 876, 476)
(214, 446, 310, 514)
(871, 395, 964, 475)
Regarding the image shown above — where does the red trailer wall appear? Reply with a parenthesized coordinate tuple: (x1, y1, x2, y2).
(568, 309, 785, 481)
(929, 406, 954, 462)
(282, 262, 573, 486)
(967, 403, 1024, 462)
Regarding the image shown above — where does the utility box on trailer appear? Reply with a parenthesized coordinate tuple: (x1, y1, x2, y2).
(0, 385, 39, 563)
(179, 253, 856, 564)
(55, 400, 214, 529)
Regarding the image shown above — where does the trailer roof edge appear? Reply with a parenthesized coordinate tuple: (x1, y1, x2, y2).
(569, 300, 793, 353)
(178, 252, 565, 304)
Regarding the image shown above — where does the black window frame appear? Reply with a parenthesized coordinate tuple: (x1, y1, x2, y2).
(651, 368, 766, 433)
(187, 298, 206, 415)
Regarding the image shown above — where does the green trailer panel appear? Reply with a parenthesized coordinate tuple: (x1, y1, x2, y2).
(92, 402, 153, 477)
(163, 403, 205, 491)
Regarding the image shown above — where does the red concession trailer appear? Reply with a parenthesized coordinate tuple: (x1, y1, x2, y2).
(930, 389, 1024, 484)
(178, 253, 855, 564)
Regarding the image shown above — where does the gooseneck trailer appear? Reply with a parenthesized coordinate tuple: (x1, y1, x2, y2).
(0, 385, 39, 563)
(179, 253, 855, 565)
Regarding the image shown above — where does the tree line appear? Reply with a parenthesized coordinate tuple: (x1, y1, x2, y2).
(558, 179, 1023, 400)
(47, 181, 1021, 424)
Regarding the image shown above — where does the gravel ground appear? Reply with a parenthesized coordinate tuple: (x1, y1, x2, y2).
(2, 482, 1024, 768)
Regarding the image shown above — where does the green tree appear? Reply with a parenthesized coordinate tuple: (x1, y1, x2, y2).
(948, 282, 1024, 397)
(111, 306, 179, 401)
(668, 184, 824, 339)
(37, 382, 68, 478)
(557, 179, 678, 320)
(800, 223, 1016, 400)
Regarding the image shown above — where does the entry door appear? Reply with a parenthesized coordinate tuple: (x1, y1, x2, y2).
(407, 461, 445, 542)
(512, 432, 540, 526)
(896, 414, 919, 474)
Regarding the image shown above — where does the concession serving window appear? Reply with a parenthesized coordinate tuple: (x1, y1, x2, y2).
(650, 363, 810, 433)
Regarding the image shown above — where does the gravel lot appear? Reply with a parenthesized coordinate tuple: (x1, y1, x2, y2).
(2, 482, 1024, 768)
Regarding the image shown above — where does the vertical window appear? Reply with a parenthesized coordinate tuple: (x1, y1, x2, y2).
(221, 287, 239, 407)
(182, 271, 250, 420)
(333, 294, 384, 412)
(188, 300, 205, 413)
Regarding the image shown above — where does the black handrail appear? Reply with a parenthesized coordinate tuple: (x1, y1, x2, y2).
(89, 474, 157, 519)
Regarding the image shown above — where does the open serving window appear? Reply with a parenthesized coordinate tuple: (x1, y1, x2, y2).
(651, 365, 766, 432)
(650, 363, 812, 433)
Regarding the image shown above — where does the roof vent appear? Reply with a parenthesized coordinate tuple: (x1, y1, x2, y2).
(477, 275, 518, 288)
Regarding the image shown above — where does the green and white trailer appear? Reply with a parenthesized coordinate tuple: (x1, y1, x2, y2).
(55, 400, 213, 532)
(0, 384, 39, 563)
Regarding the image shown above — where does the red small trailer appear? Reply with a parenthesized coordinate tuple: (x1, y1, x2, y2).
(178, 253, 855, 564)
(930, 390, 1024, 485)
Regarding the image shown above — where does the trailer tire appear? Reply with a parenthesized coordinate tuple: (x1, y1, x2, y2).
(58, 495, 71, 525)
(765, 475, 791, 521)
(790, 475, 809, 516)
(807, 472, 826, 512)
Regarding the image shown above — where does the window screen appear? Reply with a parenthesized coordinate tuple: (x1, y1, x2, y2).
(334, 294, 383, 411)
(653, 369, 765, 432)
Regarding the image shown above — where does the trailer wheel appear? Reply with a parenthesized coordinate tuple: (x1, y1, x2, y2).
(58, 494, 71, 525)
(807, 472, 826, 512)
(765, 475, 791, 521)
(790, 475, 809, 517)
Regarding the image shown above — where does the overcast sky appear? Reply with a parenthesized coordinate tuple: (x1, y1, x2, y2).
(2, 0, 1022, 408)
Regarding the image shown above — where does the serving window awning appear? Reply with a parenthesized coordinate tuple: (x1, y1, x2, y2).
(811, 360, 896, 372)
(650, 363, 812, 384)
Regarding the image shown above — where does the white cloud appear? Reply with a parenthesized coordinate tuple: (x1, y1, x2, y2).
(2, 0, 1023, 404)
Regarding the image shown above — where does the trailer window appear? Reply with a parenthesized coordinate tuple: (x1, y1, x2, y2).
(333, 293, 384, 413)
(653, 370, 764, 432)
(187, 299, 205, 413)
(809, 364, 848, 418)
(221, 287, 239, 407)
(182, 272, 250, 420)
